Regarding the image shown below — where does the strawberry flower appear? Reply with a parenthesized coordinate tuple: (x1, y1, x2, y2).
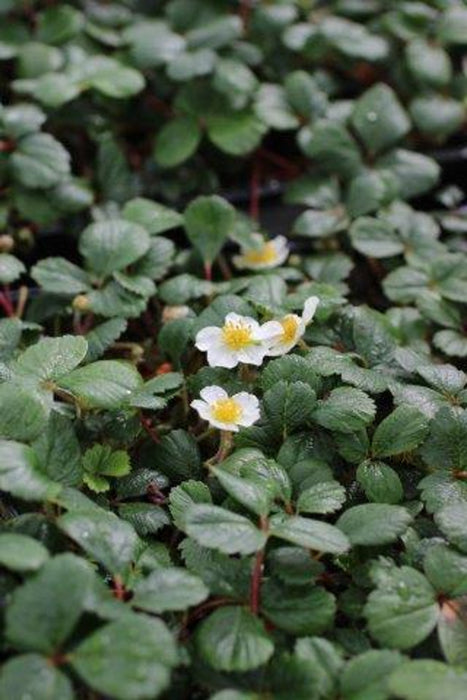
(268, 296, 320, 356)
(233, 234, 289, 271)
(195, 312, 282, 368)
(191, 386, 260, 432)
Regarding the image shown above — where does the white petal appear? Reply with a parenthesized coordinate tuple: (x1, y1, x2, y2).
(233, 392, 260, 411)
(232, 254, 247, 270)
(224, 313, 259, 330)
(238, 344, 268, 366)
(303, 296, 320, 324)
(200, 385, 228, 404)
(272, 236, 289, 265)
(190, 400, 212, 421)
(206, 345, 239, 368)
(208, 416, 240, 432)
(195, 326, 222, 351)
(267, 339, 296, 357)
(256, 320, 283, 342)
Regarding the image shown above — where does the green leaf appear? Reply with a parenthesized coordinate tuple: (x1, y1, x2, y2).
(58, 509, 139, 575)
(410, 96, 464, 141)
(0, 654, 74, 700)
(388, 660, 467, 700)
(405, 39, 451, 88)
(337, 504, 412, 546)
(15, 335, 87, 381)
(301, 120, 362, 179)
(16, 42, 62, 79)
(79, 220, 150, 278)
(423, 544, 467, 597)
(1, 102, 46, 138)
(270, 514, 350, 554)
(341, 650, 404, 700)
(365, 565, 438, 649)
(207, 110, 267, 155)
(262, 582, 335, 635)
(86, 57, 145, 98)
(438, 598, 467, 668)
(118, 503, 169, 536)
(214, 57, 258, 107)
(5, 553, 92, 653)
(438, 6, 467, 45)
(122, 197, 183, 235)
(372, 406, 429, 458)
(152, 429, 202, 482)
(11, 133, 70, 189)
(196, 606, 274, 672)
(70, 614, 178, 700)
(186, 15, 242, 49)
(261, 355, 320, 393)
(184, 195, 236, 267)
(356, 460, 403, 504)
(435, 503, 467, 553)
(123, 20, 185, 69)
(133, 567, 208, 613)
(169, 480, 212, 530)
(82, 444, 130, 492)
(262, 381, 316, 438)
(85, 318, 127, 362)
(297, 481, 346, 515)
(0, 254, 25, 284)
(0, 533, 49, 572)
(0, 439, 60, 501)
(420, 407, 467, 472)
(37, 4, 84, 44)
(293, 208, 348, 239)
(58, 360, 143, 409)
(185, 504, 267, 554)
(0, 382, 49, 442)
(351, 84, 410, 155)
(33, 412, 82, 486)
(312, 388, 376, 433)
(349, 217, 403, 258)
(154, 115, 201, 168)
(212, 463, 274, 517)
(254, 83, 299, 130)
(32, 257, 91, 295)
(377, 149, 440, 200)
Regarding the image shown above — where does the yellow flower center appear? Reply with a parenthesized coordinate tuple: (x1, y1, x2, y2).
(222, 321, 254, 350)
(242, 241, 278, 266)
(211, 398, 243, 423)
(280, 315, 299, 343)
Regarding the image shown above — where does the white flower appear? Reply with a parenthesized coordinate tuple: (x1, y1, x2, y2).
(233, 234, 289, 271)
(191, 386, 260, 432)
(195, 312, 283, 368)
(268, 296, 320, 357)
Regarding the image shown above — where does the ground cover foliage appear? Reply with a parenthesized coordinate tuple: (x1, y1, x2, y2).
(0, 1, 467, 699)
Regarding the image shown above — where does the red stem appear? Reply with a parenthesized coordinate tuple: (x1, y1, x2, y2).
(204, 261, 212, 281)
(250, 516, 268, 615)
(0, 291, 14, 317)
(258, 147, 301, 177)
(140, 414, 161, 443)
(112, 575, 126, 601)
(249, 158, 261, 221)
(239, 0, 253, 31)
(250, 548, 264, 615)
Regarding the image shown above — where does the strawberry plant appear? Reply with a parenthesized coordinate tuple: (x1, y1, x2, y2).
(0, 2, 467, 700)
